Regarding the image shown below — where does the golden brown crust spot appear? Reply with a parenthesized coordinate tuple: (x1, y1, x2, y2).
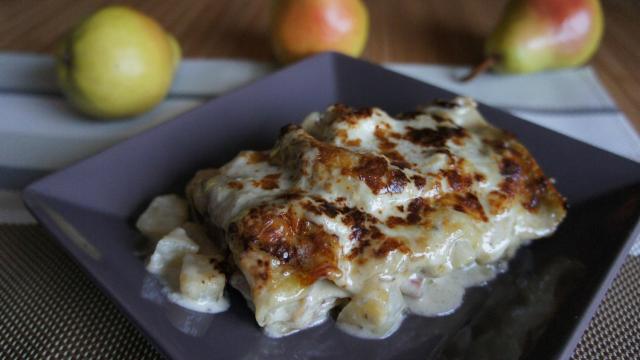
(374, 126, 396, 151)
(487, 135, 566, 213)
(350, 156, 409, 195)
(411, 175, 427, 190)
(245, 151, 270, 164)
(331, 104, 374, 124)
(523, 176, 551, 211)
(345, 220, 411, 260)
(373, 238, 411, 258)
(487, 190, 509, 215)
(374, 126, 412, 169)
(253, 173, 281, 190)
(315, 141, 354, 171)
(407, 197, 433, 224)
(277, 191, 304, 201)
(474, 173, 486, 183)
(340, 207, 391, 261)
(285, 127, 411, 195)
(347, 225, 382, 261)
(385, 198, 433, 228)
(385, 216, 406, 228)
(232, 205, 341, 286)
(228, 181, 244, 190)
(442, 169, 473, 192)
(395, 111, 425, 120)
(387, 152, 412, 169)
(441, 193, 488, 222)
(431, 113, 454, 124)
(434, 99, 464, 109)
(405, 125, 468, 148)
(335, 129, 349, 143)
(302, 197, 343, 218)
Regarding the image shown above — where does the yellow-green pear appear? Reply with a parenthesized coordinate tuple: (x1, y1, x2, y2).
(462, 0, 604, 81)
(56, 6, 181, 119)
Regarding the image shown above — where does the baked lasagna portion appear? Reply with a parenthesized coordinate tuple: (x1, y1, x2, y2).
(187, 97, 566, 338)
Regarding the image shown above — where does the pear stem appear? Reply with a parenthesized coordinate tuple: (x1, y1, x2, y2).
(459, 57, 496, 82)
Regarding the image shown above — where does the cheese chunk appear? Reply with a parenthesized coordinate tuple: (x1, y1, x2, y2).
(145, 225, 229, 313)
(146, 227, 199, 286)
(178, 253, 229, 313)
(136, 194, 188, 240)
(337, 278, 406, 339)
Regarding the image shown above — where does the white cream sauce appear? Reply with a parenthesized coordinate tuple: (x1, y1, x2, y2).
(403, 262, 505, 317)
(336, 262, 505, 339)
(166, 290, 230, 314)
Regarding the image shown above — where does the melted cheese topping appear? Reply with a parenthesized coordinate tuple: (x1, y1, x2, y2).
(186, 97, 567, 337)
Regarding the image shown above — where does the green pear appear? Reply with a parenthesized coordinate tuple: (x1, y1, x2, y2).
(462, 0, 604, 80)
(56, 6, 181, 119)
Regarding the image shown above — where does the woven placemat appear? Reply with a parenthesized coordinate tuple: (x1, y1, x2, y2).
(1, 225, 638, 359)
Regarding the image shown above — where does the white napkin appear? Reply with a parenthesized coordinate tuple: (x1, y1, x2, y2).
(1, 53, 638, 254)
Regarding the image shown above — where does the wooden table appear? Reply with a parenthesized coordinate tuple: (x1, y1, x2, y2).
(1, 0, 638, 130)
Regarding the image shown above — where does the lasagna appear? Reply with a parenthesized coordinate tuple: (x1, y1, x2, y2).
(141, 97, 566, 338)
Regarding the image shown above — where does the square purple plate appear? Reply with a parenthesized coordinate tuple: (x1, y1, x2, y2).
(23, 53, 640, 360)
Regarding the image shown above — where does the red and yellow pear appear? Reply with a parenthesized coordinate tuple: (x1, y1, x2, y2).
(270, 0, 369, 64)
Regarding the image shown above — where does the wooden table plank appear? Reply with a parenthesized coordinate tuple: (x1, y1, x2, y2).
(0, 0, 638, 130)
